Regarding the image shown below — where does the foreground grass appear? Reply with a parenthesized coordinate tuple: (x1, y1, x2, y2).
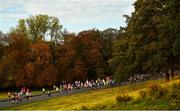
(1, 77, 180, 110)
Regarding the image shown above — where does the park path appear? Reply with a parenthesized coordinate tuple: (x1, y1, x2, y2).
(0, 87, 107, 109)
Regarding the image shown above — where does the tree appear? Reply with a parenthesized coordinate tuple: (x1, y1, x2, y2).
(110, 0, 180, 81)
(0, 32, 30, 88)
(77, 30, 102, 79)
(109, 28, 129, 82)
(54, 30, 102, 82)
(14, 14, 62, 43)
(156, 0, 180, 79)
(99, 28, 119, 76)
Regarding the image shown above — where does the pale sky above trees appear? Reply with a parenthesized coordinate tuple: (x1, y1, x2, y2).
(0, 0, 135, 33)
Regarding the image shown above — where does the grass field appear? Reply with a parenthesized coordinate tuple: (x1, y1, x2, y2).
(1, 77, 180, 110)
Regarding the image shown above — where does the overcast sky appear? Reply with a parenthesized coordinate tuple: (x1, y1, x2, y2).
(0, 0, 136, 33)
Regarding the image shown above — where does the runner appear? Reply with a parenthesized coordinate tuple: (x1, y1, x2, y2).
(26, 91, 29, 100)
(56, 86, 59, 93)
(53, 85, 56, 91)
(15, 93, 18, 103)
(42, 88, 45, 94)
(11, 93, 15, 104)
(7, 91, 11, 101)
(47, 91, 51, 97)
(59, 85, 63, 94)
(17, 92, 22, 103)
(29, 91, 32, 101)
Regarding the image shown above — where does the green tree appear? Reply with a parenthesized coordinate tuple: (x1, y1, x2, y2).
(14, 14, 62, 43)
(111, 0, 180, 81)
(99, 28, 119, 76)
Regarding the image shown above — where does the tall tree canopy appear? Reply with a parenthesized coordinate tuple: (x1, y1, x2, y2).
(110, 0, 180, 82)
(14, 14, 63, 43)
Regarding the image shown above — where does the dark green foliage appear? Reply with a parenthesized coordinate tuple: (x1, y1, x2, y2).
(111, 0, 180, 82)
(99, 28, 119, 77)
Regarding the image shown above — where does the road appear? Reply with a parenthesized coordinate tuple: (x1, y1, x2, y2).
(0, 86, 108, 109)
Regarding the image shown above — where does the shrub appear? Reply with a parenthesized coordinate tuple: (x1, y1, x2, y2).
(115, 94, 132, 103)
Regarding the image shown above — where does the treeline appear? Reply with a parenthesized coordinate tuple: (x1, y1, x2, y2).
(0, 15, 120, 89)
(0, 0, 180, 89)
(109, 0, 180, 82)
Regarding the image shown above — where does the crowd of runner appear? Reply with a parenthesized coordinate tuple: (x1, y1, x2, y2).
(42, 76, 116, 96)
(128, 72, 166, 82)
(7, 76, 115, 104)
(7, 87, 32, 104)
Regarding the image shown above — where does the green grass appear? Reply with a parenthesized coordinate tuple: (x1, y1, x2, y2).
(1, 77, 180, 110)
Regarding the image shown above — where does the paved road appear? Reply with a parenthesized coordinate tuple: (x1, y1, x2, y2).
(0, 87, 108, 109)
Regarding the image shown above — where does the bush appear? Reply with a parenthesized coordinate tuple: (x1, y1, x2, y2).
(115, 94, 132, 103)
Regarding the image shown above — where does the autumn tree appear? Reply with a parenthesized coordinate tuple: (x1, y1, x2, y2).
(55, 30, 102, 82)
(0, 32, 30, 88)
(0, 15, 62, 88)
(13, 39, 58, 87)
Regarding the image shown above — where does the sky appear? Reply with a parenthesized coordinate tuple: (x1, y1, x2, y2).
(0, 0, 136, 33)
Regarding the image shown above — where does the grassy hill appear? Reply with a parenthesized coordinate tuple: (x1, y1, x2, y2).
(1, 77, 180, 110)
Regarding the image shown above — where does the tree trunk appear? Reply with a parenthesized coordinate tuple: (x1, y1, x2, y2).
(166, 72, 170, 81)
(170, 63, 175, 79)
